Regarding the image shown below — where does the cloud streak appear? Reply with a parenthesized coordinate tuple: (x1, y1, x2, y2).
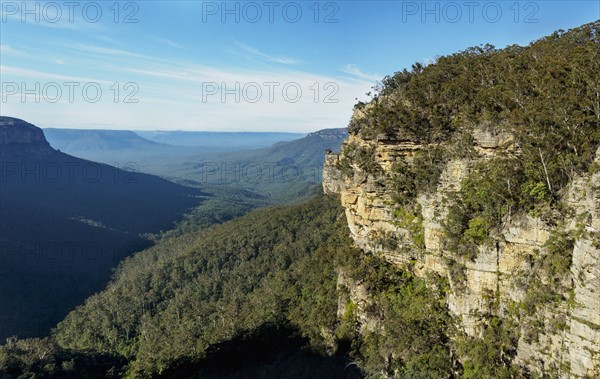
(0, 45, 32, 57)
(156, 37, 183, 49)
(70, 44, 150, 59)
(0, 65, 112, 84)
(339, 64, 381, 82)
(2, 12, 100, 31)
(232, 41, 301, 65)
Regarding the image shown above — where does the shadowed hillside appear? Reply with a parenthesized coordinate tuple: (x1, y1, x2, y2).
(0, 117, 203, 339)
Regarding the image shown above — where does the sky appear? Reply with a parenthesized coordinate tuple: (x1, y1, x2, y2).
(0, 1, 598, 132)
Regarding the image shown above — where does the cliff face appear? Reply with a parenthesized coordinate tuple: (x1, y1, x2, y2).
(0, 116, 54, 158)
(324, 113, 600, 377)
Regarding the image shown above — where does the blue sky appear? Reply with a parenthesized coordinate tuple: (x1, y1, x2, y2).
(1, 1, 598, 132)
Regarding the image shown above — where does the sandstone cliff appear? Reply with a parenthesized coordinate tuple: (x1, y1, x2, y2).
(0, 116, 54, 158)
(324, 115, 600, 377)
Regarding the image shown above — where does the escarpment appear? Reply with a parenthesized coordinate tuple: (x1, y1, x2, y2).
(0, 116, 55, 158)
(325, 21, 600, 378)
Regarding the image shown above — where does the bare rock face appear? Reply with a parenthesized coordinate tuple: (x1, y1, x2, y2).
(0, 117, 54, 158)
(472, 123, 514, 156)
(562, 164, 600, 377)
(324, 124, 600, 377)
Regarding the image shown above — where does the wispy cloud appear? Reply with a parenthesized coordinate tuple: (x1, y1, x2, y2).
(0, 45, 30, 57)
(232, 41, 300, 65)
(94, 35, 118, 44)
(68, 44, 175, 67)
(2, 45, 70, 66)
(1, 34, 367, 131)
(105, 60, 373, 131)
(2, 12, 96, 31)
(2, 56, 374, 131)
(0, 65, 111, 84)
(339, 64, 381, 82)
(70, 44, 148, 58)
(156, 37, 182, 49)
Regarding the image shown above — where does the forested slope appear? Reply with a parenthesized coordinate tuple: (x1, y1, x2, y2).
(0, 195, 352, 377)
(2, 193, 453, 378)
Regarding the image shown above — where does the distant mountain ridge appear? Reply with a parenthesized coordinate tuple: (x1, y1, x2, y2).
(42, 128, 317, 174)
(135, 130, 306, 149)
(165, 127, 348, 203)
(43, 128, 165, 152)
(201, 127, 348, 163)
(305, 128, 348, 141)
(40, 125, 348, 204)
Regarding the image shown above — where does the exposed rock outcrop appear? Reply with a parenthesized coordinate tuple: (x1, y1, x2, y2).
(324, 125, 600, 378)
(0, 116, 54, 158)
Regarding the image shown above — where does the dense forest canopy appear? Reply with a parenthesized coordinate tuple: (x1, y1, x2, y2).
(351, 21, 600, 192)
(353, 21, 599, 145)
